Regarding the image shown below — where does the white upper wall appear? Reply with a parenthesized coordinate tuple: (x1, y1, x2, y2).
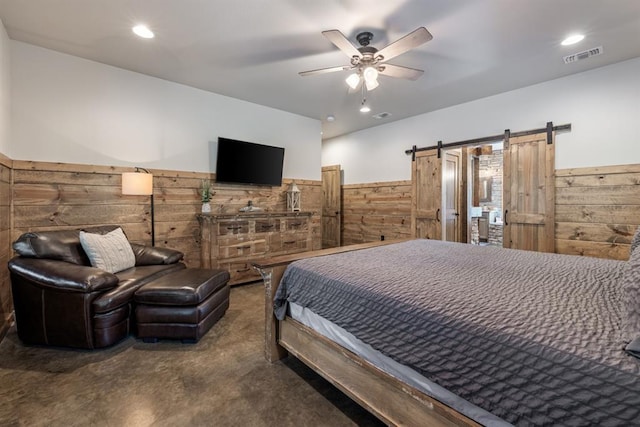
(0, 20, 10, 156)
(323, 57, 640, 184)
(10, 41, 321, 179)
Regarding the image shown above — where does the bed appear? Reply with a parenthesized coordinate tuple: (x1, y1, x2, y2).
(253, 237, 640, 426)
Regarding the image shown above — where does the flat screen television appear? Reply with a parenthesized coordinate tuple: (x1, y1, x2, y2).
(215, 137, 285, 186)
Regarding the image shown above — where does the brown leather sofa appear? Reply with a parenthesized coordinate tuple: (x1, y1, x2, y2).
(8, 225, 186, 349)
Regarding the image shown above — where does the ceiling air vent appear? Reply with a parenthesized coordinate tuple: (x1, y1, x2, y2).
(563, 46, 603, 64)
(372, 112, 391, 119)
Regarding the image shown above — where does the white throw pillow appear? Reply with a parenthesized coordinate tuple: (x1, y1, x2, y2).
(79, 227, 136, 273)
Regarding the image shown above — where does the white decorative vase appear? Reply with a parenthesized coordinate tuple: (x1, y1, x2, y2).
(201, 202, 211, 213)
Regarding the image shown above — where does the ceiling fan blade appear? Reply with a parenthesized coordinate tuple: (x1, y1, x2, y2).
(299, 65, 352, 77)
(379, 63, 424, 80)
(376, 27, 433, 61)
(322, 29, 362, 59)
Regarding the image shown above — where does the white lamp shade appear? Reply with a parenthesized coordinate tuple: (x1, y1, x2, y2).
(345, 73, 361, 90)
(122, 172, 153, 195)
(363, 66, 378, 82)
(363, 67, 379, 91)
(365, 78, 379, 91)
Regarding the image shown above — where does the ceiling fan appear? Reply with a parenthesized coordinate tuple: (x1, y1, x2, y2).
(299, 27, 433, 92)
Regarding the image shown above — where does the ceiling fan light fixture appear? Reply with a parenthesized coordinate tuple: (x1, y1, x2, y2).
(363, 66, 379, 91)
(345, 73, 361, 89)
(365, 78, 379, 91)
(363, 66, 378, 82)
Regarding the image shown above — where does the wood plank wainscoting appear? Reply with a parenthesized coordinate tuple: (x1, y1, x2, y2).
(0, 153, 12, 340)
(341, 180, 412, 245)
(0, 157, 320, 333)
(340, 164, 640, 260)
(555, 164, 640, 260)
(10, 160, 322, 267)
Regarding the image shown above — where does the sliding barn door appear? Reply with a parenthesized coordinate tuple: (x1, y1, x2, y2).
(412, 149, 442, 239)
(503, 130, 555, 252)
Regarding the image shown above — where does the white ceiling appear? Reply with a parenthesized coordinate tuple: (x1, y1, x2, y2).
(1, 0, 639, 140)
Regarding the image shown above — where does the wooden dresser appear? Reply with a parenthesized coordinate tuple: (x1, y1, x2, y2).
(197, 211, 313, 285)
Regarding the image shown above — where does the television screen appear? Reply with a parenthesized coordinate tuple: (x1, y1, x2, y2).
(215, 137, 285, 186)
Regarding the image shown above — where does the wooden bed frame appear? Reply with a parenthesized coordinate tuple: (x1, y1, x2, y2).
(253, 240, 479, 427)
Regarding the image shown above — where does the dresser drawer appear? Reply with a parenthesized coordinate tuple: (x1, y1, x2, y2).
(255, 219, 281, 234)
(284, 217, 308, 232)
(270, 232, 309, 254)
(218, 220, 249, 236)
(218, 237, 267, 259)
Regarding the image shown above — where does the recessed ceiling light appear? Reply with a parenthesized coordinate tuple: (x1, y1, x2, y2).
(133, 25, 154, 39)
(561, 34, 584, 46)
(326, 115, 335, 122)
(359, 99, 371, 113)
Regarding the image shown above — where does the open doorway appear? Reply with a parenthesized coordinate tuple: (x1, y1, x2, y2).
(469, 143, 503, 246)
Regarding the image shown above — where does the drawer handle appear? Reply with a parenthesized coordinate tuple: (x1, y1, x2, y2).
(290, 222, 302, 227)
(236, 267, 250, 272)
(237, 245, 251, 250)
(284, 241, 296, 244)
(226, 226, 242, 230)
(260, 224, 275, 229)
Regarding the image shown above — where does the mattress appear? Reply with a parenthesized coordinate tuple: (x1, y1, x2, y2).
(274, 239, 640, 425)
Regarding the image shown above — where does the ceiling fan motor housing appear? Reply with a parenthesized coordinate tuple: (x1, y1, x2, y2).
(356, 31, 374, 46)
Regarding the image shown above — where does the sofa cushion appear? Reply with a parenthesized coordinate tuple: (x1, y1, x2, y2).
(12, 225, 120, 265)
(80, 228, 136, 273)
(130, 243, 184, 265)
(134, 268, 230, 306)
(92, 263, 186, 313)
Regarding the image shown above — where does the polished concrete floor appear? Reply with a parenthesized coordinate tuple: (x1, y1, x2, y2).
(0, 283, 384, 426)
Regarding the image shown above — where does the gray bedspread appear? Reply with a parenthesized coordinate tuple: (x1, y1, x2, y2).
(274, 239, 640, 426)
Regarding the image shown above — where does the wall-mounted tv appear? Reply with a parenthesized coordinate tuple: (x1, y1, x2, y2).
(215, 137, 285, 186)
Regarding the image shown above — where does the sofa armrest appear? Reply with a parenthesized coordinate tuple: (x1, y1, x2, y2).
(8, 257, 119, 293)
(130, 243, 184, 265)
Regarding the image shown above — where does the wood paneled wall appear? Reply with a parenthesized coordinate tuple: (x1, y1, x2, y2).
(555, 164, 640, 260)
(341, 164, 639, 261)
(0, 158, 320, 339)
(0, 154, 12, 339)
(341, 180, 412, 246)
(12, 161, 322, 269)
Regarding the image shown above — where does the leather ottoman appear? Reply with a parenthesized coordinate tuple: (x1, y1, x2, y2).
(134, 268, 230, 343)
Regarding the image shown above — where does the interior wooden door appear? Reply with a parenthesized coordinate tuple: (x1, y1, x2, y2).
(411, 149, 442, 240)
(444, 150, 461, 242)
(321, 165, 341, 248)
(503, 130, 555, 252)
